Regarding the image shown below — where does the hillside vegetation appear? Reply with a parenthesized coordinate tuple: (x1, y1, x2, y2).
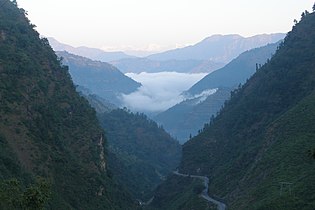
(98, 109, 181, 200)
(186, 42, 280, 95)
(0, 1, 135, 209)
(57, 51, 141, 106)
(146, 175, 210, 210)
(152, 8, 315, 210)
(155, 88, 232, 143)
(155, 42, 279, 143)
(179, 10, 315, 210)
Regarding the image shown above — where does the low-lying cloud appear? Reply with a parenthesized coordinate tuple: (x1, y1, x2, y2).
(121, 72, 207, 113)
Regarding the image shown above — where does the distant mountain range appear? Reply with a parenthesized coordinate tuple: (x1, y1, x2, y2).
(147, 33, 285, 63)
(186, 41, 281, 96)
(111, 33, 284, 73)
(48, 37, 134, 62)
(49, 34, 285, 74)
(110, 58, 224, 73)
(155, 41, 280, 143)
(57, 51, 141, 105)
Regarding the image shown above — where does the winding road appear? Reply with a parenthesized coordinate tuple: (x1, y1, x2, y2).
(173, 170, 226, 210)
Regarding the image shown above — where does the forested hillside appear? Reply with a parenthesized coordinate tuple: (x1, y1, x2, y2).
(152, 8, 315, 210)
(186, 42, 280, 95)
(155, 88, 232, 143)
(57, 51, 141, 106)
(98, 109, 181, 200)
(0, 1, 135, 209)
(155, 42, 279, 143)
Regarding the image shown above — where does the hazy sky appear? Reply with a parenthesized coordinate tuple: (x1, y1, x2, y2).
(18, 0, 314, 52)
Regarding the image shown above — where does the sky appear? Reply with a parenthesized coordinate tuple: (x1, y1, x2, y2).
(122, 72, 207, 113)
(17, 0, 314, 53)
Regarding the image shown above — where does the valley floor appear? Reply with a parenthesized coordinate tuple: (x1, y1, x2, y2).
(173, 170, 226, 210)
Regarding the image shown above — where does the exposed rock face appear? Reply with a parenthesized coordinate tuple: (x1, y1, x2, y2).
(98, 134, 106, 172)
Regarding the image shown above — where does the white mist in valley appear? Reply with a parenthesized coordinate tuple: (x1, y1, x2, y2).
(121, 72, 207, 113)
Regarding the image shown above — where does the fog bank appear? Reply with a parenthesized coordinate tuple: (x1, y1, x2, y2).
(121, 72, 207, 113)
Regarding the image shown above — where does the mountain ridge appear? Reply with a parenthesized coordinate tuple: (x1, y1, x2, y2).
(49, 34, 285, 74)
(57, 51, 141, 106)
(48, 37, 135, 62)
(155, 41, 280, 143)
(110, 57, 224, 74)
(186, 41, 280, 95)
(0, 1, 136, 209)
(176, 10, 315, 209)
(148, 7, 315, 210)
(147, 33, 285, 63)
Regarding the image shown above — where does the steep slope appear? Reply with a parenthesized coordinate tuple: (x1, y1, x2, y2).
(110, 57, 224, 73)
(48, 37, 134, 62)
(187, 41, 280, 95)
(76, 85, 118, 113)
(146, 174, 209, 210)
(80, 93, 117, 114)
(57, 51, 141, 105)
(177, 10, 315, 209)
(155, 42, 279, 143)
(98, 109, 182, 200)
(147, 33, 284, 63)
(155, 88, 232, 143)
(0, 1, 135, 209)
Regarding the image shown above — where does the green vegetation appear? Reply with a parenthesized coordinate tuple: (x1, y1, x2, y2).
(146, 175, 211, 210)
(155, 42, 279, 143)
(98, 109, 181, 200)
(155, 7, 315, 210)
(0, 1, 136, 209)
(154, 88, 232, 143)
(187, 41, 280, 95)
(56, 51, 141, 106)
(0, 178, 50, 210)
(77, 86, 117, 114)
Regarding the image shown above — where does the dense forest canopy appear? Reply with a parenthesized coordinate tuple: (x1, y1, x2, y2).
(0, 0, 136, 209)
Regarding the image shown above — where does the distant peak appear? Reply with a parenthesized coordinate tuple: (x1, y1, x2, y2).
(202, 34, 244, 42)
(201, 33, 285, 43)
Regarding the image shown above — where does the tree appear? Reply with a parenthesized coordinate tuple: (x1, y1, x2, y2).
(0, 178, 51, 210)
(22, 178, 51, 210)
(0, 179, 22, 209)
(313, 3, 315, 12)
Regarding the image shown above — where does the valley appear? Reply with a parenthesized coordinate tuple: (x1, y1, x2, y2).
(1, 0, 315, 210)
(173, 170, 226, 210)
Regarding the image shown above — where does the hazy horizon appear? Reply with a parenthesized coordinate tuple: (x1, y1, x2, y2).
(18, 0, 314, 53)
